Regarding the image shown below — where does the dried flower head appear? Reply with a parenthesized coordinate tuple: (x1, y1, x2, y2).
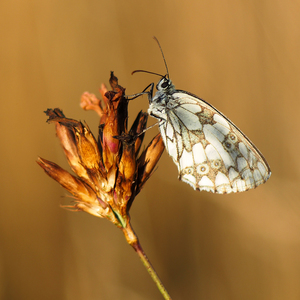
(37, 72, 164, 244)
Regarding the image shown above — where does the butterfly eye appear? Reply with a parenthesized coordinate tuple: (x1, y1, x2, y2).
(161, 80, 169, 89)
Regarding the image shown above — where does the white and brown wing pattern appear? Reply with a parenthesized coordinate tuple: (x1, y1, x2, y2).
(152, 87, 271, 194)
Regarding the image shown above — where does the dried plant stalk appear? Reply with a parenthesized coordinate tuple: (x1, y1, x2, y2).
(38, 72, 172, 299)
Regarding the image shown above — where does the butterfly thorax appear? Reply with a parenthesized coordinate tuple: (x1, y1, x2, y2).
(148, 78, 179, 122)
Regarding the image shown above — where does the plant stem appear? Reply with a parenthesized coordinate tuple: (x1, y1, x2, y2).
(122, 222, 172, 300)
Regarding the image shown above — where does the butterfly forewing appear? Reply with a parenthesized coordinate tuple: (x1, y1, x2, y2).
(152, 89, 271, 194)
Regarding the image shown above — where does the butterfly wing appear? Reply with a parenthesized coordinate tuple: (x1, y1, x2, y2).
(158, 91, 271, 194)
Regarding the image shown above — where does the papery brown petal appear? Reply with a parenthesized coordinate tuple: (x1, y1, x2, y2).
(98, 83, 109, 125)
(75, 202, 107, 218)
(80, 92, 104, 118)
(109, 72, 121, 93)
(45, 109, 104, 180)
(102, 107, 120, 155)
(118, 137, 136, 183)
(105, 166, 118, 192)
(136, 133, 165, 192)
(44, 108, 65, 119)
(37, 157, 102, 206)
(74, 122, 101, 170)
(45, 108, 88, 179)
(55, 122, 90, 180)
(101, 72, 128, 170)
(107, 72, 127, 131)
(99, 83, 108, 105)
(107, 132, 138, 211)
(101, 109, 120, 171)
(117, 143, 136, 211)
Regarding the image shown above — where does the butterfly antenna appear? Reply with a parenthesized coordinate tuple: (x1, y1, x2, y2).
(131, 70, 164, 77)
(153, 36, 169, 78)
(131, 37, 169, 78)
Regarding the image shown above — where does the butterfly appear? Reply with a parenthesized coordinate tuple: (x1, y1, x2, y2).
(132, 38, 271, 194)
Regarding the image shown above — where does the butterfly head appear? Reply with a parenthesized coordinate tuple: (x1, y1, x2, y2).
(156, 76, 175, 93)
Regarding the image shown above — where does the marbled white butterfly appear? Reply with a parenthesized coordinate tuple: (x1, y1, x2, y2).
(133, 38, 271, 194)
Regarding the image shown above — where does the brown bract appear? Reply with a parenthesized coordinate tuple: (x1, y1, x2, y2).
(37, 72, 164, 231)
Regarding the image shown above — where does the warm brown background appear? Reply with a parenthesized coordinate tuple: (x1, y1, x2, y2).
(1, 1, 299, 299)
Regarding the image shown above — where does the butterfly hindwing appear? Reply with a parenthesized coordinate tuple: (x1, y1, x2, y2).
(156, 90, 271, 194)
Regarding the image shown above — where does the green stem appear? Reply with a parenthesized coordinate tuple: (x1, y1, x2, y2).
(122, 222, 172, 300)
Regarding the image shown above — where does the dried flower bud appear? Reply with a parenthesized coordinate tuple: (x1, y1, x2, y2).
(137, 134, 165, 192)
(73, 122, 101, 170)
(37, 157, 107, 212)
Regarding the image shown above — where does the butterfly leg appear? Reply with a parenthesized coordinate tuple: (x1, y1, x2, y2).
(125, 83, 154, 101)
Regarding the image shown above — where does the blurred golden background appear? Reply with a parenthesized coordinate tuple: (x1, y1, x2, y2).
(1, 1, 300, 299)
